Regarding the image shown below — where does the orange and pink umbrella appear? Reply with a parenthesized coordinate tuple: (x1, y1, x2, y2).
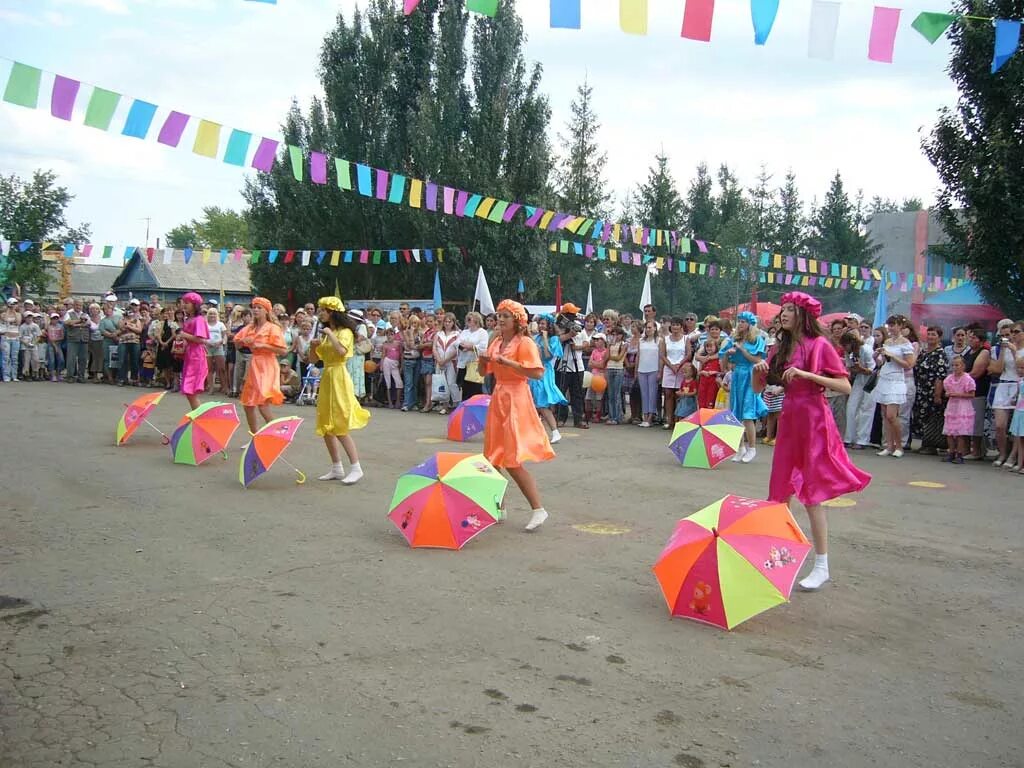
(116, 390, 169, 445)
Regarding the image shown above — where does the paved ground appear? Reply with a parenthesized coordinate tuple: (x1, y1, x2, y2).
(0, 383, 1021, 768)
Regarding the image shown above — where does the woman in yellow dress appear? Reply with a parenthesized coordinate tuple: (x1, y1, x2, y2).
(232, 296, 289, 434)
(310, 297, 371, 484)
(477, 299, 555, 531)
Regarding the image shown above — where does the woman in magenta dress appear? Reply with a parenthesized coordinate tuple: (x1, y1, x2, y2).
(755, 292, 871, 591)
(178, 292, 209, 410)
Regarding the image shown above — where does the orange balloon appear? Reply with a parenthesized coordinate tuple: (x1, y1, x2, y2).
(363, 360, 378, 373)
(590, 374, 607, 393)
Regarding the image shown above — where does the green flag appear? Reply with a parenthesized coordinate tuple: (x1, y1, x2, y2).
(288, 145, 303, 181)
(84, 87, 121, 130)
(466, 0, 498, 16)
(911, 12, 956, 44)
(3, 62, 42, 108)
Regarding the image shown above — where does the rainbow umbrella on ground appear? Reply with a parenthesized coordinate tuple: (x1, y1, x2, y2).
(668, 408, 744, 469)
(446, 394, 491, 442)
(652, 495, 812, 630)
(117, 390, 169, 445)
(169, 401, 240, 466)
(388, 452, 507, 549)
(240, 416, 306, 487)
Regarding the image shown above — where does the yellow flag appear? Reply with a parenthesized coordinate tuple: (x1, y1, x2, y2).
(330, 250, 340, 267)
(202, 248, 211, 264)
(539, 211, 555, 229)
(619, 0, 648, 34)
(334, 279, 342, 299)
(409, 178, 423, 209)
(193, 120, 221, 158)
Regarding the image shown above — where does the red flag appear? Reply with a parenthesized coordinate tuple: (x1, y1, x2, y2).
(146, 247, 155, 263)
(284, 250, 295, 264)
(555, 275, 562, 312)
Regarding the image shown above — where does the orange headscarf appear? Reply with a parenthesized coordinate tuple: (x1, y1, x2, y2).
(497, 299, 528, 329)
(251, 296, 273, 315)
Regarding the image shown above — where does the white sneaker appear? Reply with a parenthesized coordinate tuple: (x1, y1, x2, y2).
(525, 508, 548, 531)
(876, 449, 892, 457)
(741, 447, 756, 463)
(993, 458, 1005, 467)
(318, 469, 343, 481)
(550, 430, 562, 445)
(892, 449, 904, 458)
(341, 467, 364, 485)
(732, 451, 743, 462)
(799, 566, 830, 591)
(640, 421, 651, 428)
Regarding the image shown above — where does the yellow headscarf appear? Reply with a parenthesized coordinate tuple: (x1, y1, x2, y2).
(318, 296, 345, 312)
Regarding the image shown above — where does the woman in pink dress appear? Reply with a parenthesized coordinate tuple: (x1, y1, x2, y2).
(178, 292, 209, 410)
(941, 355, 976, 464)
(755, 292, 871, 591)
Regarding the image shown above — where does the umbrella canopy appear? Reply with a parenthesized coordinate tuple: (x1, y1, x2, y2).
(388, 452, 507, 549)
(446, 394, 491, 441)
(240, 416, 304, 487)
(653, 495, 812, 629)
(169, 401, 240, 465)
(669, 408, 744, 468)
(718, 301, 782, 326)
(117, 390, 167, 445)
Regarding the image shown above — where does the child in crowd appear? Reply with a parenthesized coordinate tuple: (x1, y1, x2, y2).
(46, 313, 65, 382)
(140, 341, 156, 387)
(279, 364, 300, 400)
(605, 327, 627, 425)
(1009, 357, 1024, 474)
(586, 333, 609, 424)
(380, 329, 404, 408)
(19, 313, 41, 380)
(762, 384, 785, 445)
(715, 363, 732, 411)
(942, 355, 976, 464)
(695, 338, 721, 410)
(674, 362, 698, 421)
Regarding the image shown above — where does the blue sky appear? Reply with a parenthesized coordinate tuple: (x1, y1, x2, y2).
(0, 0, 958, 252)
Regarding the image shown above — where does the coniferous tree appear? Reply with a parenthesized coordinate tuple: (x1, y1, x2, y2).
(923, 0, 1024, 315)
(774, 170, 806, 256)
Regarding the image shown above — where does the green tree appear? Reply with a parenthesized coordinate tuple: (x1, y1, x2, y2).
(165, 207, 250, 249)
(923, 0, 1024, 315)
(0, 170, 91, 296)
(245, 0, 553, 308)
(774, 170, 806, 256)
(748, 165, 779, 253)
(636, 153, 684, 312)
(868, 195, 924, 215)
(805, 172, 878, 313)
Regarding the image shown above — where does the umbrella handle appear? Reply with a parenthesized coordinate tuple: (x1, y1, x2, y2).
(277, 456, 306, 485)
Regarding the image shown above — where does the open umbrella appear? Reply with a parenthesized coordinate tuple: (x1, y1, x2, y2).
(388, 452, 507, 549)
(169, 401, 240, 465)
(117, 390, 169, 446)
(652, 494, 812, 629)
(446, 394, 491, 442)
(240, 416, 306, 487)
(669, 408, 744, 469)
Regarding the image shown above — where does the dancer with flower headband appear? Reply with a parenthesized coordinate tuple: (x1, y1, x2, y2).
(755, 292, 872, 591)
(477, 299, 555, 531)
(178, 291, 209, 410)
(718, 310, 768, 463)
(233, 296, 289, 434)
(310, 296, 371, 485)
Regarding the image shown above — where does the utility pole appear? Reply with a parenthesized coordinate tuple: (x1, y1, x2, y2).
(141, 217, 151, 247)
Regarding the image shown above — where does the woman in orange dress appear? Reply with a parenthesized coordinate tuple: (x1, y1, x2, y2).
(477, 299, 555, 531)
(232, 297, 289, 434)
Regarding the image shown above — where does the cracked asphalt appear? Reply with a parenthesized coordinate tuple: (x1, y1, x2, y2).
(1, 384, 1021, 768)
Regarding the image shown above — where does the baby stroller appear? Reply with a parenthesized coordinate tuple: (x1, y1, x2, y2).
(294, 364, 321, 406)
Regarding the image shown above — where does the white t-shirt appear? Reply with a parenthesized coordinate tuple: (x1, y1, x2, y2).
(456, 328, 488, 368)
(206, 321, 227, 351)
(559, 331, 585, 372)
(638, 338, 661, 373)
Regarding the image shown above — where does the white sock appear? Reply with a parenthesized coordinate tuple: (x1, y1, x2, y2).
(342, 462, 363, 485)
(550, 429, 561, 443)
(525, 508, 548, 531)
(319, 462, 344, 480)
(799, 554, 830, 590)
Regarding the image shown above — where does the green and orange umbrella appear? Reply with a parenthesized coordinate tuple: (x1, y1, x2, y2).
(116, 390, 169, 445)
(652, 495, 811, 630)
(239, 416, 306, 487)
(388, 452, 507, 549)
(169, 401, 240, 466)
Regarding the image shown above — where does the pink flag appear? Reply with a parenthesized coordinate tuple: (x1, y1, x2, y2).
(375, 169, 389, 201)
(251, 138, 279, 172)
(443, 186, 455, 214)
(51, 76, 80, 121)
(681, 0, 715, 41)
(310, 151, 327, 184)
(502, 203, 521, 222)
(868, 6, 901, 63)
(157, 111, 190, 147)
(359, 249, 369, 264)
(403, 0, 420, 13)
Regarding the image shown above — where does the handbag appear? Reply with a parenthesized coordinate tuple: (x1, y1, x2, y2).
(355, 338, 373, 356)
(863, 367, 880, 394)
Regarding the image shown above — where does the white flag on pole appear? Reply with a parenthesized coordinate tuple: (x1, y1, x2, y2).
(585, 283, 594, 315)
(639, 267, 652, 311)
(474, 266, 495, 315)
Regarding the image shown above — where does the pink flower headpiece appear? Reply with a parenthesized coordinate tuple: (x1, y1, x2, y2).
(780, 291, 822, 319)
